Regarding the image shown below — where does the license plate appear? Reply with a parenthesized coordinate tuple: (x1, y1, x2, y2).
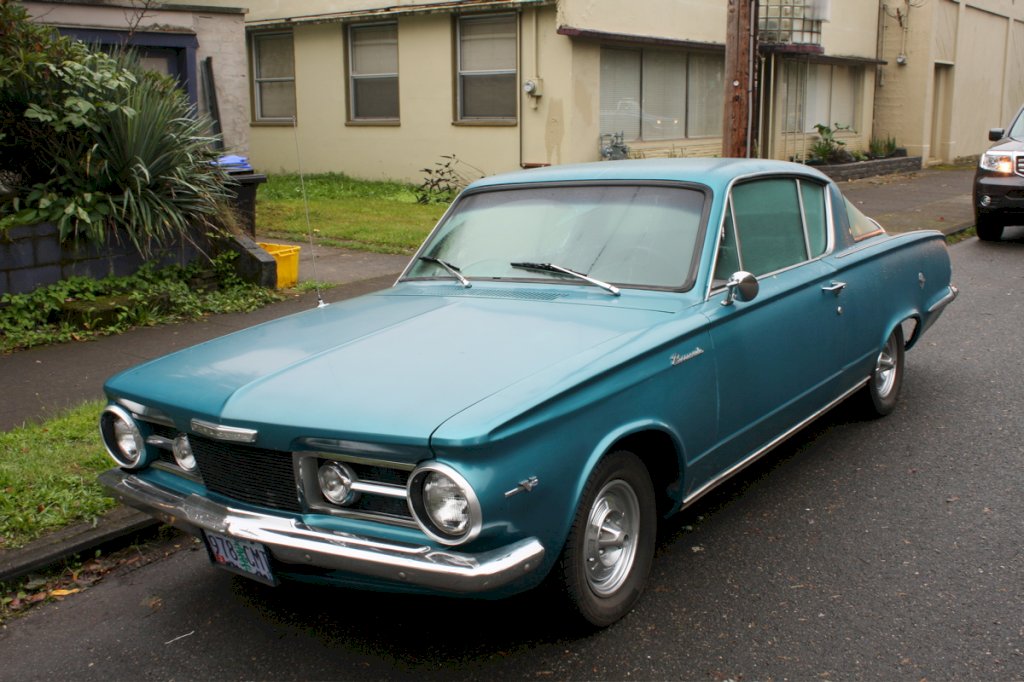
(204, 531, 277, 585)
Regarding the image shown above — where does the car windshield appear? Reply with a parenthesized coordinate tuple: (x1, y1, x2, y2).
(405, 184, 706, 290)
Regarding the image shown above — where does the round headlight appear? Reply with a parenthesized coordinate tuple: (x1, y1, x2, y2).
(172, 434, 197, 472)
(318, 461, 359, 506)
(408, 464, 481, 545)
(99, 405, 146, 469)
(423, 472, 470, 534)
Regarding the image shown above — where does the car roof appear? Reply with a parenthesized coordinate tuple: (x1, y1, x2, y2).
(467, 157, 832, 192)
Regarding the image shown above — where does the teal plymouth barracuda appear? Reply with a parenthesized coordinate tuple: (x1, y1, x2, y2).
(99, 159, 957, 627)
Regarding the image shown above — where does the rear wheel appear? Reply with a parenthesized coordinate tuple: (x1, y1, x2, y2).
(859, 325, 905, 417)
(976, 214, 1004, 241)
(556, 450, 656, 628)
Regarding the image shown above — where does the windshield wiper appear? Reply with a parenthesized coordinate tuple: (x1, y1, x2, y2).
(510, 262, 620, 296)
(419, 256, 471, 288)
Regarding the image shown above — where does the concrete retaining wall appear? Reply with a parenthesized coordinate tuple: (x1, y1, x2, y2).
(0, 223, 207, 296)
(818, 156, 923, 182)
(0, 224, 276, 296)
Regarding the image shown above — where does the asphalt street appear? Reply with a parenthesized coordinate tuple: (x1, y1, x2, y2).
(0, 230, 1021, 680)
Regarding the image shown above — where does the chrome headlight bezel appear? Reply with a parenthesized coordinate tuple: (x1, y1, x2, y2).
(99, 404, 148, 469)
(407, 463, 482, 546)
(980, 151, 1015, 174)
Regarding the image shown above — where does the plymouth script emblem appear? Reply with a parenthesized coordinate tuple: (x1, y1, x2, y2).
(670, 347, 705, 366)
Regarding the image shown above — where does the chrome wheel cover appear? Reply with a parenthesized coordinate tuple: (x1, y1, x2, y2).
(874, 333, 899, 398)
(583, 478, 640, 596)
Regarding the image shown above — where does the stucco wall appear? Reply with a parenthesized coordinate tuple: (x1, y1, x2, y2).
(557, 0, 724, 44)
(192, 11, 251, 154)
(874, 0, 1024, 164)
(820, 1, 879, 57)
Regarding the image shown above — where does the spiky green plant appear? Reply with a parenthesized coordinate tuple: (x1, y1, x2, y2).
(90, 71, 234, 255)
(0, 3, 233, 255)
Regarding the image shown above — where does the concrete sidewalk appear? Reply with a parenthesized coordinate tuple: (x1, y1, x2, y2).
(0, 164, 978, 582)
(840, 166, 974, 235)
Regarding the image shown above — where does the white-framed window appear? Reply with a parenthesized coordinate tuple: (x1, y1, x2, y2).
(600, 47, 724, 141)
(251, 31, 296, 122)
(783, 61, 861, 133)
(349, 22, 399, 121)
(457, 14, 517, 121)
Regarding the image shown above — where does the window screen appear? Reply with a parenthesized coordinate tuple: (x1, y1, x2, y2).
(600, 47, 723, 141)
(458, 15, 516, 120)
(350, 23, 399, 120)
(252, 32, 296, 121)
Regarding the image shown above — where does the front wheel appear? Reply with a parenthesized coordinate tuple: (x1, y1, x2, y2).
(555, 450, 656, 628)
(976, 214, 1004, 241)
(858, 325, 905, 418)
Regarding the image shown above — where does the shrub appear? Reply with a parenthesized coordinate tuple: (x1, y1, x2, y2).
(0, 253, 280, 353)
(0, 2, 233, 255)
(869, 135, 898, 159)
(415, 154, 485, 205)
(809, 123, 847, 164)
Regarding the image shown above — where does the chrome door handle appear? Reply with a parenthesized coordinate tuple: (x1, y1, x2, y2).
(822, 281, 847, 295)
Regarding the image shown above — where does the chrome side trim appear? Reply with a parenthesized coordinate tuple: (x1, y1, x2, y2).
(190, 419, 258, 444)
(99, 469, 544, 593)
(928, 284, 959, 314)
(681, 379, 868, 509)
(353, 480, 407, 499)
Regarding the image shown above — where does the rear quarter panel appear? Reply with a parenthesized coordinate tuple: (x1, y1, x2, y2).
(825, 230, 953, 380)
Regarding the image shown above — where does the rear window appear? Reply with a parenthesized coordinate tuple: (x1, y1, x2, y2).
(845, 198, 884, 241)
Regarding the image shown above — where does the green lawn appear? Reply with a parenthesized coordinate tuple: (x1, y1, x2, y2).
(0, 401, 116, 549)
(255, 173, 448, 254)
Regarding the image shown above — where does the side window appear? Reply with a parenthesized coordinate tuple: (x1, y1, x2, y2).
(713, 198, 740, 282)
(845, 197, 884, 240)
(800, 180, 828, 257)
(730, 179, 806, 276)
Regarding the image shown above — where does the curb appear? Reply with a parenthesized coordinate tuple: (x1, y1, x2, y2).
(0, 506, 159, 583)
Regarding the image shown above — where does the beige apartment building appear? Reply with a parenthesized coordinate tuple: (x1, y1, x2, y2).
(40, 0, 1024, 182)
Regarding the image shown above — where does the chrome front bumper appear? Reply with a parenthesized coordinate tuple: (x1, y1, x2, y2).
(99, 469, 545, 593)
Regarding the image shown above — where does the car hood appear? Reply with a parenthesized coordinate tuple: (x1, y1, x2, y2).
(106, 286, 674, 448)
(986, 137, 1024, 152)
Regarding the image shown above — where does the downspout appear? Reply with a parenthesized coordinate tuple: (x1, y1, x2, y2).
(519, 11, 524, 168)
(519, 8, 547, 168)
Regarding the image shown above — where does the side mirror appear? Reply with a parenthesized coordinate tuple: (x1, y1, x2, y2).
(721, 271, 759, 307)
(989, 128, 1005, 142)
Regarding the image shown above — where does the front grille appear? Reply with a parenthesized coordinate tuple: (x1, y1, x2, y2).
(144, 421, 414, 523)
(336, 461, 412, 521)
(190, 435, 302, 513)
(1016, 156, 1024, 176)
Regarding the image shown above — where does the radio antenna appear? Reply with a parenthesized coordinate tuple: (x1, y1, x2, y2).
(292, 116, 327, 308)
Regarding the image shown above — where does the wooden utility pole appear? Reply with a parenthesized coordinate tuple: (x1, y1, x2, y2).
(722, 0, 758, 158)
